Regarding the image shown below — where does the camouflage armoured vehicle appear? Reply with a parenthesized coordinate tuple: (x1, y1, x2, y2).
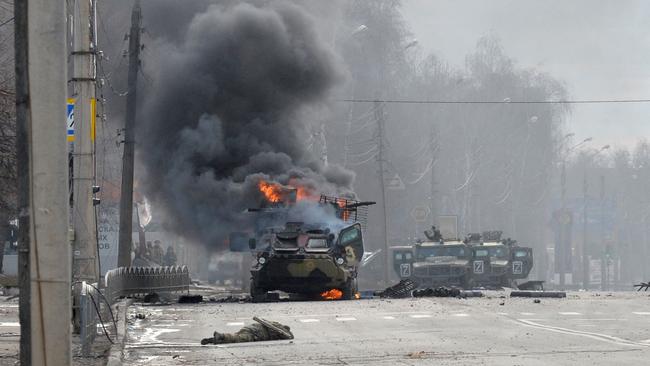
(469, 231, 533, 288)
(249, 221, 365, 301)
(410, 240, 473, 288)
(391, 226, 472, 288)
(239, 186, 374, 302)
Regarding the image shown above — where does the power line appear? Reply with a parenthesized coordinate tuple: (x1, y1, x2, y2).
(0, 17, 13, 28)
(336, 98, 650, 105)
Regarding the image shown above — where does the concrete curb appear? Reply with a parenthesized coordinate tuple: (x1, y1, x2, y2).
(106, 299, 133, 366)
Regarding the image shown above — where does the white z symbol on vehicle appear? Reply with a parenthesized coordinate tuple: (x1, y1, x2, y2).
(513, 261, 523, 275)
(473, 261, 484, 274)
(400, 263, 411, 277)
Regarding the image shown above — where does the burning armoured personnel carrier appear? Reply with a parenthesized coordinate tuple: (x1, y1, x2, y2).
(241, 182, 374, 302)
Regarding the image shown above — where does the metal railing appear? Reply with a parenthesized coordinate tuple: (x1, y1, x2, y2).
(104, 266, 191, 304)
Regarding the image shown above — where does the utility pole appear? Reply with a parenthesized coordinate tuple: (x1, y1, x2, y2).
(429, 128, 438, 224)
(72, 0, 99, 284)
(118, 1, 142, 267)
(582, 145, 610, 290)
(582, 171, 589, 290)
(559, 158, 567, 288)
(16, 0, 71, 364)
(374, 100, 390, 285)
(600, 175, 606, 291)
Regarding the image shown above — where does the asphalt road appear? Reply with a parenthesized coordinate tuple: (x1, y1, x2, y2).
(123, 291, 650, 365)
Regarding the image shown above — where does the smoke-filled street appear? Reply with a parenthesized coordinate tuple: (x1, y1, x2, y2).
(6, 0, 650, 364)
(121, 292, 650, 365)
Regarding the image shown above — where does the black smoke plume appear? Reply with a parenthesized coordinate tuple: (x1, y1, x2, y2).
(139, 2, 354, 246)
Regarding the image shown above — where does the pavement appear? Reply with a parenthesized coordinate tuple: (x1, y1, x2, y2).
(121, 291, 650, 365)
(0, 296, 19, 365)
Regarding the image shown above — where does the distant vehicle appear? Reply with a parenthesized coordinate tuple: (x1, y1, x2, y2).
(391, 228, 534, 289)
(393, 240, 473, 288)
(207, 251, 245, 286)
(470, 232, 533, 288)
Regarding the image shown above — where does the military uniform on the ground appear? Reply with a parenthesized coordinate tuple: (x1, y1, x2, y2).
(201, 318, 293, 345)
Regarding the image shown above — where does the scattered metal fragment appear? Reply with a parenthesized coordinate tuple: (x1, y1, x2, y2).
(143, 293, 160, 303)
(460, 290, 484, 298)
(377, 279, 418, 298)
(210, 295, 252, 303)
(510, 291, 566, 298)
(634, 282, 650, 291)
(135, 313, 146, 320)
(517, 280, 545, 291)
(178, 294, 203, 303)
(413, 287, 461, 298)
(533, 299, 541, 304)
(408, 351, 426, 359)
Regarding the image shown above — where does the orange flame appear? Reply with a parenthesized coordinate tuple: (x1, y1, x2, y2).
(354, 292, 360, 300)
(320, 289, 343, 300)
(337, 199, 350, 221)
(258, 181, 283, 203)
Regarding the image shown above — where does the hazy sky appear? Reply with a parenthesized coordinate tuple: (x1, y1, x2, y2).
(402, 0, 650, 150)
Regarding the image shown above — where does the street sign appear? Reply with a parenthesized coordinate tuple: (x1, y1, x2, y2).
(67, 98, 75, 142)
(385, 173, 405, 190)
(410, 206, 430, 223)
(438, 215, 459, 240)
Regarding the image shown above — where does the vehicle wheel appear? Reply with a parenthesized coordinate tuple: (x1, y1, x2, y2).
(342, 278, 358, 300)
(463, 277, 475, 290)
(250, 279, 267, 303)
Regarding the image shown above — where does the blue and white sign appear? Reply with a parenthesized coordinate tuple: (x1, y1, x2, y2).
(67, 98, 75, 141)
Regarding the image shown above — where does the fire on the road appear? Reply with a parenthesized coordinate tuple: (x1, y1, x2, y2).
(320, 289, 343, 300)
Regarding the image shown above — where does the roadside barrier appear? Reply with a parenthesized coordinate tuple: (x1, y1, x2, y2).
(105, 266, 190, 304)
(79, 281, 99, 356)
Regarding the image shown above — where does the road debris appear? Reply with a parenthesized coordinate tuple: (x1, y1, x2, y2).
(209, 295, 251, 303)
(408, 351, 426, 359)
(413, 287, 461, 298)
(510, 291, 566, 298)
(178, 295, 203, 303)
(135, 313, 146, 320)
(143, 293, 160, 303)
(378, 279, 418, 298)
(634, 282, 650, 291)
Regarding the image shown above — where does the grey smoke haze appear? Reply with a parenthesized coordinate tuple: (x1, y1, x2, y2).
(402, 0, 650, 148)
(139, 2, 355, 246)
